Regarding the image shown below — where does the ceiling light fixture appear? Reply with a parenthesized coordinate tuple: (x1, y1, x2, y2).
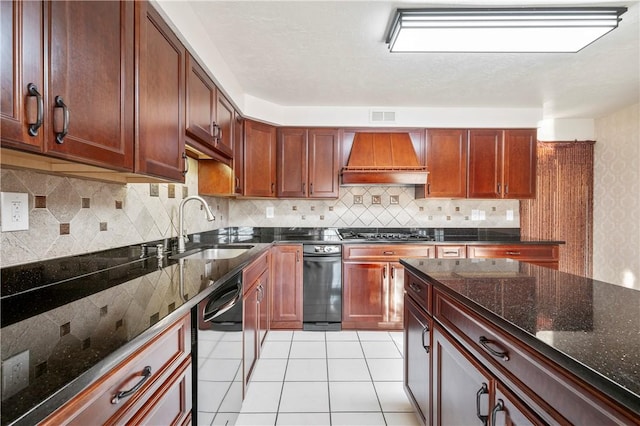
(386, 7, 627, 53)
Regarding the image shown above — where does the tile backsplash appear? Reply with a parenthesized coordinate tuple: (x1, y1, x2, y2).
(1, 161, 519, 267)
(229, 186, 519, 228)
(0, 158, 228, 267)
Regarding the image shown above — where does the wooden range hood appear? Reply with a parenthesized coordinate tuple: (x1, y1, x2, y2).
(341, 133, 428, 185)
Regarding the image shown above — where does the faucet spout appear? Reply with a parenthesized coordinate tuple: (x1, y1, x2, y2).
(177, 195, 215, 253)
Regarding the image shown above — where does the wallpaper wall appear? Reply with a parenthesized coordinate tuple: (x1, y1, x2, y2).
(593, 103, 640, 289)
(0, 158, 228, 268)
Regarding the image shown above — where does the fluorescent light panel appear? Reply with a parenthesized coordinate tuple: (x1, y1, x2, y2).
(386, 8, 627, 53)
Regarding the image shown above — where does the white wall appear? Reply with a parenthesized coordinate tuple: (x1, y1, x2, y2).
(593, 103, 640, 289)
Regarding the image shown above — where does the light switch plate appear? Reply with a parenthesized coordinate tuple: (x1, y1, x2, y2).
(2, 350, 29, 400)
(1, 192, 29, 232)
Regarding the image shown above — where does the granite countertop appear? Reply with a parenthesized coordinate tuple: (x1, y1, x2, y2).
(400, 258, 640, 416)
(0, 226, 561, 425)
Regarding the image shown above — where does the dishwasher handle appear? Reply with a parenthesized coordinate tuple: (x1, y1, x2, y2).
(203, 285, 242, 322)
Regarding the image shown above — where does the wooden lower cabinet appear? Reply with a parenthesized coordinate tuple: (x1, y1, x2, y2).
(242, 250, 270, 392)
(404, 295, 432, 425)
(41, 313, 191, 426)
(271, 245, 303, 329)
(467, 244, 559, 269)
(432, 324, 496, 426)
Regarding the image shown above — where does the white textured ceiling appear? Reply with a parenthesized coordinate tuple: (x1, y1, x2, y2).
(181, 0, 639, 120)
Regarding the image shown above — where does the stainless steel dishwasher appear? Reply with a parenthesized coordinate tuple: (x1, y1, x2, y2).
(303, 244, 342, 331)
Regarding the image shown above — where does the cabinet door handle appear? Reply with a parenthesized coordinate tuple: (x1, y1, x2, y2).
(497, 183, 501, 194)
(479, 336, 509, 361)
(54, 96, 69, 144)
(421, 324, 430, 353)
(390, 265, 395, 279)
(309, 182, 313, 194)
(383, 251, 395, 255)
(27, 83, 43, 136)
(476, 382, 489, 426)
(443, 249, 459, 256)
(382, 266, 386, 279)
(504, 251, 520, 256)
(491, 399, 505, 426)
(111, 366, 152, 404)
(409, 283, 422, 293)
(504, 184, 509, 194)
(296, 250, 300, 262)
(182, 152, 189, 176)
(427, 182, 431, 195)
(235, 177, 240, 190)
(302, 182, 306, 193)
(271, 182, 275, 194)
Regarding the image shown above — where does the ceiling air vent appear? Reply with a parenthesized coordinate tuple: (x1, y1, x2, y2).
(370, 110, 396, 123)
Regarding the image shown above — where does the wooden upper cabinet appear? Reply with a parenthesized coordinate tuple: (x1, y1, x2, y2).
(215, 91, 234, 159)
(277, 128, 339, 199)
(244, 119, 277, 197)
(185, 54, 216, 153)
(308, 128, 340, 198)
(1, 0, 45, 151)
(1, 1, 134, 171)
(468, 129, 537, 199)
(503, 129, 536, 199)
(135, 1, 186, 182)
(419, 129, 468, 198)
(233, 114, 244, 194)
(185, 53, 233, 162)
(44, 1, 134, 170)
(468, 129, 503, 199)
(277, 128, 307, 198)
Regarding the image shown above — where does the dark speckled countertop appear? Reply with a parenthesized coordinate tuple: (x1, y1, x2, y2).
(0, 226, 561, 425)
(400, 258, 640, 417)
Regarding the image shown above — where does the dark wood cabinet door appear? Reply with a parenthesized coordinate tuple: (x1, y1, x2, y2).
(432, 324, 494, 426)
(388, 262, 405, 325)
(1, 0, 44, 151)
(503, 129, 536, 199)
(244, 119, 276, 197)
(492, 382, 544, 426)
(233, 114, 244, 194)
(214, 92, 234, 158)
(46, 0, 134, 170)
(342, 262, 386, 328)
(423, 129, 467, 198)
(404, 295, 431, 425)
(308, 128, 340, 198)
(271, 245, 303, 328)
(277, 128, 307, 198)
(243, 284, 259, 390)
(135, 1, 185, 181)
(185, 54, 215, 150)
(468, 129, 502, 199)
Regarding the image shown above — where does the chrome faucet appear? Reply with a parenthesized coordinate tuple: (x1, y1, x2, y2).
(177, 195, 215, 253)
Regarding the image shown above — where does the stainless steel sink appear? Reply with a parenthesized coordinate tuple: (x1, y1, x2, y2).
(171, 245, 254, 260)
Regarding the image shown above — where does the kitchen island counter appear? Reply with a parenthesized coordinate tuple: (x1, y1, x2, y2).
(401, 258, 640, 422)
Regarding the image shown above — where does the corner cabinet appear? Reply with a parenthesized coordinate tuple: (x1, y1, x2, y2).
(41, 314, 192, 426)
(244, 120, 277, 197)
(468, 129, 536, 199)
(1, 0, 135, 171)
(277, 128, 340, 199)
(135, 1, 186, 181)
(271, 245, 303, 329)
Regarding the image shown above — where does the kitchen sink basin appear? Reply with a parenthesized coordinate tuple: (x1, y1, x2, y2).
(171, 245, 254, 260)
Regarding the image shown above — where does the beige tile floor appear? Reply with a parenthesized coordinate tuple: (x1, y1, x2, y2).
(198, 330, 421, 426)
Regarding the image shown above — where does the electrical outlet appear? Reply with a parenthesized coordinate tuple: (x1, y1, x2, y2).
(506, 210, 514, 221)
(2, 350, 29, 400)
(266, 207, 274, 218)
(1, 192, 29, 232)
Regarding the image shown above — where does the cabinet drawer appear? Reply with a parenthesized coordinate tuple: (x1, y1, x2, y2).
(243, 250, 270, 295)
(436, 245, 466, 259)
(433, 290, 635, 425)
(343, 244, 435, 261)
(467, 245, 558, 261)
(404, 271, 431, 314)
(42, 314, 191, 426)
